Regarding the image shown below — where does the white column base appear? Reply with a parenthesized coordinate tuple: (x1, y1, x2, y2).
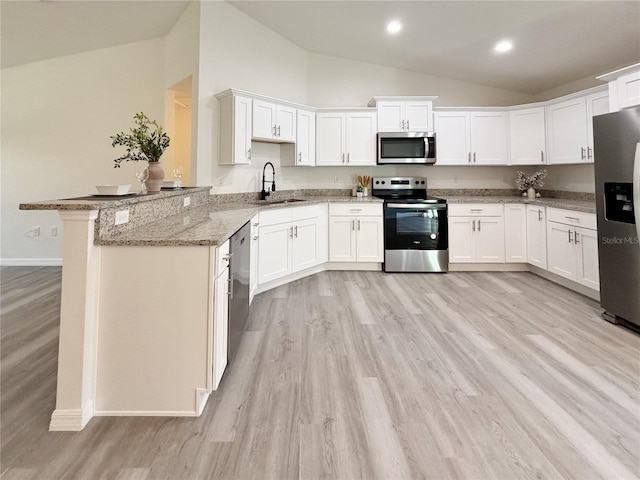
(49, 402, 93, 431)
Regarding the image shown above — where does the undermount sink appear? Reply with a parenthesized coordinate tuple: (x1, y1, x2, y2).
(253, 198, 306, 205)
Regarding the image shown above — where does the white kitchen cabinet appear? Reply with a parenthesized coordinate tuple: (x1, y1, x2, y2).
(249, 215, 259, 304)
(546, 208, 599, 290)
(328, 203, 383, 262)
(296, 109, 315, 166)
(598, 64, 640, 111)
(213, 241, 230, 389)
(252, 99, 296, 142)
(217, 93, 252, 165)
(509, 107, 546, 165)
(316, 110, 377, 166)
(434, 110, 508, 165)
(258, 205, 326, 284)
(374, 100, 433, 132)
(546, 89, 608, 165)
(448, 204, 505, 263)
(526, 205, 547, 269)
(504, 204, 527, 263)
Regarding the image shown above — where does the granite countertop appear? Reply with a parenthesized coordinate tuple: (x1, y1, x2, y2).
(100, 195, 383, 246)
(19, 186, 212, 211)
(443, 195, 596, 214)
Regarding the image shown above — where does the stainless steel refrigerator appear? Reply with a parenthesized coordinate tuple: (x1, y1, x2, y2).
(593, 106, 640, 328)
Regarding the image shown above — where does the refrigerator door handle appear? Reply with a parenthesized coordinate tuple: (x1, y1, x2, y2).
(634, 142, 640, 241)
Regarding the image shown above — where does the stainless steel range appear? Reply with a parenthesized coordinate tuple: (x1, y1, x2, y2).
(373, 177, 448, 272)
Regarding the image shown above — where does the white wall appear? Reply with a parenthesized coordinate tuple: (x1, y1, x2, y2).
(1, 39, 165, 262)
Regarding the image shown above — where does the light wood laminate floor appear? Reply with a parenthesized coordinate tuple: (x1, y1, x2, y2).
(1, 267, 639, 479)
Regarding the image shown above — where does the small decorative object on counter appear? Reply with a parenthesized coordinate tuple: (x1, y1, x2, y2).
(356, 184, 364, 198)
(357, 175, 371, 196)
(111, 112, 171, 193)
(515, 169, 547, 199)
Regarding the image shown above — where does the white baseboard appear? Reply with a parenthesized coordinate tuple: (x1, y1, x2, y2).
(195, 388, 209, 415)
(1, 258, 62, 267)
(49, 402, 93, 431)
(449, 263, 529, 272)
(93, 410, 201, 416)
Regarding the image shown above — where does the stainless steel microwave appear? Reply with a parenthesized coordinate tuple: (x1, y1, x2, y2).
(377, 131, 436, 165)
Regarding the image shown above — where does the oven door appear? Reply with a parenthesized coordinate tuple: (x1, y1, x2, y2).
(384, 203, 448, 250)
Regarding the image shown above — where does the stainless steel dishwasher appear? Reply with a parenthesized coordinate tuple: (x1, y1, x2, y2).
(228, 221, 250, 362)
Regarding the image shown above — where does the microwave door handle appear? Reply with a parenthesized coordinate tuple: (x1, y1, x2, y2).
(634, 142, 640, 241)
(424, 137, 430, 159)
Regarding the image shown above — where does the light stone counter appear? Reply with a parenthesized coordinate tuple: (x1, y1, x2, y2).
(100, 195, 383, 246)
(442, 195, 596, 215)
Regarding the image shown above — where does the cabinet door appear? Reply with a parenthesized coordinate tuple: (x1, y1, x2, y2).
(546, 222, 577, 280)
(276, 105, 297, 142)
(249, 216, 259, 304)
(213, 268, 229, 389)
(377, 102, 405, 132)
(526, 205, 548, 269)
(546, 97, 588, 164)
(316, 113, 346, 166)
(585, 90, 609, 161)
(470, 111, 509, 165)
(475, 217, 506, 263)
(258, 223, 292, 283)
(233, 95, 252, 165)
(405, 101, 432, 131)
(448, 217, 474, 262)
(296, 109, 315, 166)
(356, 216, 384, 262)
(504, 204, 527, 263)
(433, 112, 471, 165)
(576, 227, 600, 290)
(252, 99, 277, 141)
(346, 112, 376, 165)
(329, 216, 356, 262)
(509, 107, 546, 165)
(616, 71, 640, 109)
(292, 218, 319, 272)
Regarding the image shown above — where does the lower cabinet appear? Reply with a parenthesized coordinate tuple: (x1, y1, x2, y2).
(504, 204, 527, 263)
(546, 208, 599, 290)
(328, 203, 383, 262)
(448, 204, 505, 263)
(258, 205, 327, 284)
(249, 214, 259, 304)
(526, 205, 548, 269)
(213, 241, 230, 389)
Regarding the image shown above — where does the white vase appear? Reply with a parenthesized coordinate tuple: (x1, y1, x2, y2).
(527, 187, 536, 199)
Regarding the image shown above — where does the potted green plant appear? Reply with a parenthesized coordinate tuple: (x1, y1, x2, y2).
(111, 112, 170, 192)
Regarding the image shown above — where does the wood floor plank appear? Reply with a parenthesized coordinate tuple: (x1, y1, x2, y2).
(2, 267, 639, 479)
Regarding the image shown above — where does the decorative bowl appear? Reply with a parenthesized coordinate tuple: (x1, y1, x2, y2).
(95, 184, 131, 195)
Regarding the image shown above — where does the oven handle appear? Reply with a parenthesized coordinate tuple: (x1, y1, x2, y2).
(386, 203, 447, 210)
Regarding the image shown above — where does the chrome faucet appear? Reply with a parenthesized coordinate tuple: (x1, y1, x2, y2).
(260, 161, 276, 200)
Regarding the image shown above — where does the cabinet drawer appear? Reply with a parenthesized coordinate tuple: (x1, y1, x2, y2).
(329, 203, 382, 216)
(546, 207, 596, 230)
(292, 204, 321, 221)
(260, 208, 293, 226)
(215, 240, 231, 277)
(448, 204, 503, 217)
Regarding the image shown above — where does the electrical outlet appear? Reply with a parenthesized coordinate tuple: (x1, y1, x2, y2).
(33, 226, 40, 237)
(217, 178, 224, 186)
(183, 196, 191, 207)
(183, 216, 191, 226)
(114, 209, 130, 225)
(334, 176, 340, 183)
(50, 227, 58, 237)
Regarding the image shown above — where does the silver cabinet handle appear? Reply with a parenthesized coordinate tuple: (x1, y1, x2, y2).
(587, 147, 593, 160)
(227, 277, 233, 298)
(477, 219, 481, 231)
(581, 147, 586, 160)
(222, 252, 233, 262)
(538, 209, 542, 221)
(470, 209, 483, 212)
(568, 230, 573, 243)
(347, 153, 350, 163)
(401, 120, 405, 130)
(277, 125, 281, 137)
(352, 219, 356, 231)
(289, 226, 293, 238)
(248, 148, 251, 160)
(252, 235, 259, 241)
(294, 225, 298, 238)
(298, 152, 302, 163)
(574, 231, 580, 244)
(342, 153, 345, 164)
(541, 150, 544, 163)
(357, 219, 361, 231)
(472, 219, 476, 232)
(468, 152, 471, 163)
(565, 216, 580, 221)
(473, 152, 476, 163)
(406, 119, 410, 130)
(272, 126, 277, 137)
(252, 222, 259, 227)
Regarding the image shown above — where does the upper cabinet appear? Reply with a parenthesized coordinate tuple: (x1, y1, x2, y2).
(597, 63, 640, 111)
(316, 109, 377, 166)
(369, 97, 436, 132)
(546, 90, 609, 165)
(434, 110, 508, 166)
(252, 99, 296, 143)
(295, 109, 316, 166)
(216, 91, 252, 165)
(509, 107, 546, 166)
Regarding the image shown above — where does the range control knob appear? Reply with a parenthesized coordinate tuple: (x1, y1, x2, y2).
(381, 180, 386, 184)
(375, 180, 380, 184)
(421, 180, 426, 184)
(415, 181, 419, 184)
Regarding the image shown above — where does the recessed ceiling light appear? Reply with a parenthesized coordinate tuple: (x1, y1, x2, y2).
(494, 40, 513, 53)
(386, 20, 402, 35)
